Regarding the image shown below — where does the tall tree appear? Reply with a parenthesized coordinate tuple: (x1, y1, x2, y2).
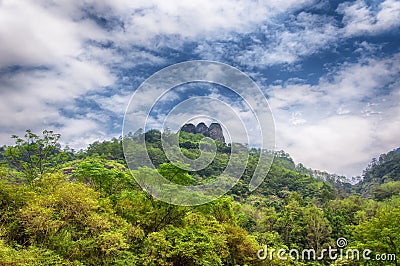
(4, 130, 68, 182)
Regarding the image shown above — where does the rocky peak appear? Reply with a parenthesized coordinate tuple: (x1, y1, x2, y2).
(180, 122, 225, 143)
(181, 123, 196, 134)
(208, 123, 225, 143)
(195, 122, 209, 135)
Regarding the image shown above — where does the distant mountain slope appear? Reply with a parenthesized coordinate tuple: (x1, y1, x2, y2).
(356, 147, 400, 199)
(2, 128, 398, 201)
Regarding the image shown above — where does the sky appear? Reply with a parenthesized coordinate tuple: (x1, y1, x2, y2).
(0, 0, 399, 177)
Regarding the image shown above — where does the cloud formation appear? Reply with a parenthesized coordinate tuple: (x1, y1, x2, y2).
(0, 0, 399, 177)
(269, 53, 400, 176)
(338, 0, 400, 36)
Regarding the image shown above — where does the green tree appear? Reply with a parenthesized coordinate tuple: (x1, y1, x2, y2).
(85, 137, 124, 163)
(157, 162, 194, 186)
(4, 130, 68, 182)
(352, 197, 400, 265)
(71, 157, 135, 196)
(115, 189, 188, 234)
(13, 174, 143, 265)
(275, 193, 305, 247)
(373, 181, 400, 201)
(303, 205, 331, 251)
(324, 196, 367, 240)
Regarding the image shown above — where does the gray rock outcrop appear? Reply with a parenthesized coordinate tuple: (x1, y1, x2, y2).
(180, 122, 225, 143)
(181, 123, 196, 134)
(195, 122, 209, 135)
(208, 123, 225, 142)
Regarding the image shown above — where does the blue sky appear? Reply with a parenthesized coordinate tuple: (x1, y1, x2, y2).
(0, 0, 399, 177)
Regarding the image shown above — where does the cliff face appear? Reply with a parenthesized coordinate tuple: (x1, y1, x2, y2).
(181, 123, 196, 134)
(208, 123, 225, 142)
(180, 122, 225, 143)
(195, 122, 209, 136)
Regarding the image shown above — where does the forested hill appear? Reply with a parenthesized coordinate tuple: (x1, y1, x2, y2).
(0, 129, 399, 265)
(356, 147, 400, 200)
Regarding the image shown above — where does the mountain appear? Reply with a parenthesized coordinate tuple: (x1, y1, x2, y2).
(1, 129, 399, 265)
(180, 122, 225, 143)
(355, 147, 400, 199)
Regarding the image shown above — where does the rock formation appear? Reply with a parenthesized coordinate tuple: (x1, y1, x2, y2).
(180, 122, 225, 143)
(208, 123, 225, 142)
(181, 123, 196, 134)
(195, 122, 209, 136)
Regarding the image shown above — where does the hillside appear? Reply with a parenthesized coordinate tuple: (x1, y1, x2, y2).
(356, 148, 400, 200)
(0, 129, 399, 265)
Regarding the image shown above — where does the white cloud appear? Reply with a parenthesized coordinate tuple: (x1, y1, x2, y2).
(0, 0, 116, 147)
(210, 12, 340, 67)
(0, 62, 114, 145)
(321, 54, 400, 104)
(269, 53, 400, 176)
(0, 0, 399, 178)
(337, 0, 400, 36)
(194, 0, 399, 68)
(95, 93, 132, 116)
(0, 1, 105, 68)
(58, 118, 104, 149)
(268, 83, 324, 110)
(104, 0, 318, 45)
(278, 115, 374, 175)
(4, 0, 312, 148)
(7, 0, 317, 50)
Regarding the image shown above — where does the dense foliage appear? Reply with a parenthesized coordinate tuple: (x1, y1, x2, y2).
(0, 130, 399, 265)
